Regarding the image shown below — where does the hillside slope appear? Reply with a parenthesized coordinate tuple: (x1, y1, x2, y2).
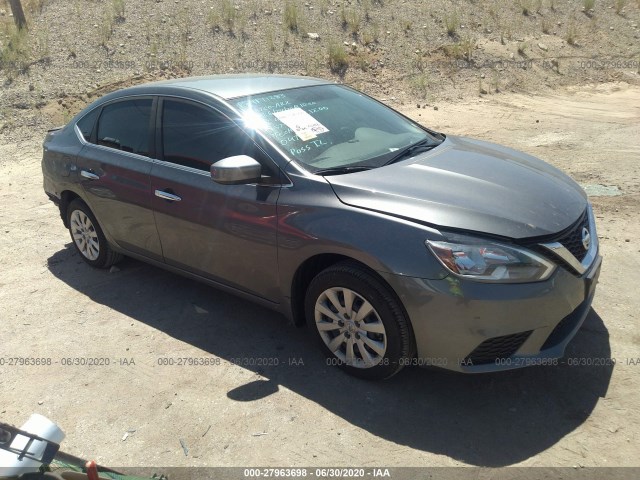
(1, 0, 639, 141)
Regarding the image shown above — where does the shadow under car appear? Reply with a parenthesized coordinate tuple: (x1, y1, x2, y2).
(47, 244, 613, 467)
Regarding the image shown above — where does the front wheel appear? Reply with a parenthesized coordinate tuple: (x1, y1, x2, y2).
(67, 199, 122, 268)
(305, 261, 414, 380)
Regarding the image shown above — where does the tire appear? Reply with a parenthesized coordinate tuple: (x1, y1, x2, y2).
(67, 199, 122, 268)
(305, 261, 414, 380)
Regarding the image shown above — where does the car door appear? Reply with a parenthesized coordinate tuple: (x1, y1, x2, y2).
(75, 97, 162, 260)
(150, 97, 282, 301)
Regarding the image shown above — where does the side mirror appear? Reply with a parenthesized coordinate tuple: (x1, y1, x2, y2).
(210, 155, 262, 185)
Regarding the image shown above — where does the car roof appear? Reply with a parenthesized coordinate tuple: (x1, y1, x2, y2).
(125, 74, 334, 100)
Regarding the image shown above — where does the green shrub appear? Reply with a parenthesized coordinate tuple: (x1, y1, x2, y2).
(328, 42, 348, 73)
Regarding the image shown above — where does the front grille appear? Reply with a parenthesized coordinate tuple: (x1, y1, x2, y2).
(464, 331, 533, 365)
(526, 209, 591, 273)
(554, 211, 590, 262)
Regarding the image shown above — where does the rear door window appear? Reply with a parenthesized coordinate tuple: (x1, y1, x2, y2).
(96, 99, 153, 156)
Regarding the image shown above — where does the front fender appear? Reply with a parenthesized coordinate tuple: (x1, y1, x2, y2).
(275, 174, 449, 301)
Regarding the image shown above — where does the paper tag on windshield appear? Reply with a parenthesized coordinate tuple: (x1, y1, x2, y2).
(273, 108, 329, 141)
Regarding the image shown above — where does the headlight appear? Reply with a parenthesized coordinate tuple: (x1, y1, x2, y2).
(426, 235, 555, 283)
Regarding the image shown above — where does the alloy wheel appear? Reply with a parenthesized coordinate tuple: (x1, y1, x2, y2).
(314, 287, 387, 368)
(70, 210, 100, 261)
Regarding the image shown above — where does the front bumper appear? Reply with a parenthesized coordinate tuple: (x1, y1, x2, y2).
(380, 253, 602, 373)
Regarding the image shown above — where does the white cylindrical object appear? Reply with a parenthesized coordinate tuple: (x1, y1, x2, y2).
(0, 414, 65, 478)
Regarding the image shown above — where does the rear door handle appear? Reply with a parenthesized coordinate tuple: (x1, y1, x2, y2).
(80, 170, 99, 180)
(155, 190, 182, 202)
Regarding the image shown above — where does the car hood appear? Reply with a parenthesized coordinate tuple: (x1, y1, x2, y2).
(325, 135, 587, 239)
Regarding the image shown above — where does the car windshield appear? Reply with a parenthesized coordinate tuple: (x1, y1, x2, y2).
(230, 84, 443, 173)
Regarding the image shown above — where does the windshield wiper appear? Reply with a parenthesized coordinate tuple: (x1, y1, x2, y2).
(313, 165, 374, 176)
(383, 138, 438, 166)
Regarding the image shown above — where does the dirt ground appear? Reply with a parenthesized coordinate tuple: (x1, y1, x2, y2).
(1, 82, 639, 470)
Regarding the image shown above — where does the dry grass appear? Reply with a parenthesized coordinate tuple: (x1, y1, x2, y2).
(443, 36, 476, 61)
(223, 0, 242, 33)
(266, 25, 276, 52)
(410, 73, 430, 99)
(113, 0, 125, 21)
(355, 51, 369, 71)
(247, 0, 260, 19)
(99, 11, 115, 46)
(319, 0, 329, 16)
(361, 22, 380, 45)
(93, 0, 129, 46)
(491, 69, 501, 93)
(444, 11, 460, 37)
(478, 78, 487, 95)
(566, 20, 578, 45)
(517, 42, 528, 56)
(176, 6, 192, 39)
(519, 0, 544, 16)
(206, 0, 244, 35)
(206, 8, 221, 32)
(0, 25, 31, 81)
(614, 0, 627, 14)
(284, 1, 299, 32)
(328, 41, 348, 73)
(25, 0, 48, 14)
(33, 24, 49, 58)
(341, 7, 361, 36)
(520, 0, 533, 16)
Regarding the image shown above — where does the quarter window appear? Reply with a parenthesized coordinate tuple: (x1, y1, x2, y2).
(76, 108, 99, 141)
(161, 99, 263, 172)
(96, 99, 152, 156)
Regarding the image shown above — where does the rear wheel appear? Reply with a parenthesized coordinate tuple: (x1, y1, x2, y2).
(305, 261, 414, 380)
(67, 199, 122, 268)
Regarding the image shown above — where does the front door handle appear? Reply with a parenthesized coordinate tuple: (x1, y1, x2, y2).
(80, 170, 99, 180)
(155, 190, 182, 202)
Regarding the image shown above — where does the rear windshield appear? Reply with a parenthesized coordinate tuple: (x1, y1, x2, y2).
(230, 85, 441, 171)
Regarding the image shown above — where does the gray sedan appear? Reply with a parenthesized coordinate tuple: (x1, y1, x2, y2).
(42, 74, 601, 379)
